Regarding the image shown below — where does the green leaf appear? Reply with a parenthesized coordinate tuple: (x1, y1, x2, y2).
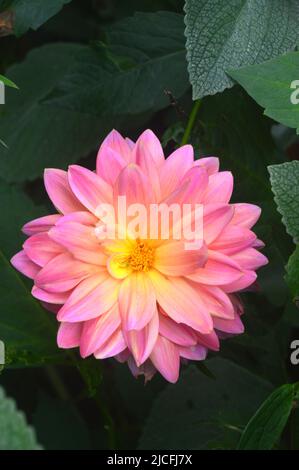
(0, 385, 41, 449)
(6, 0, 71, 36)
(286, 246, 299, 301)
(268, 161, 299, 243)
(0, 74, 18, 89)
(0, 43, 104, 183)
(139, 358, 273, 450)
(0, 181, 62, 366)
(44, 11, 190, 116)
(184, 0, 299, 99)
(229, 52, 299, 133)
(238, 383, 299, 450)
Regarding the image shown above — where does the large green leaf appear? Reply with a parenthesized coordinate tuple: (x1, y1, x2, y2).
(0, 43, 104, 183)
(229, 52, 299, 134)
(184, 0, 299, 99)
(0, 385, 41, 449)
(0, 0, 71, 36)
(238, 383, 299, 449)
(44, 12, 189, 116)
(0, 181, 62, 366)
(286, 246, 299, 301)
(139, 359, 273, 450)
(268, 161, 299, 244)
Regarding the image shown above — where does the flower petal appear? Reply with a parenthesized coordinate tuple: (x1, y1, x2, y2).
(35, 253, 99, 292)
(44, 169, 84, 214)
(149, 270, 213, 334)
(154, 240, 207, 276)
(187, 250, 243, 286)
(57, 273, 119, 322)
(80, 304, 121, 357)
(203, 171, 233, 204)
(57, 322, 82, 348)
(94, 329, 127, 359)
(119, 272, 156, 331)
(22, 214, 61, 236)
(150, 335, 180, 383)
(68, 165, 113, 215)
(124, 311, 159, 366)
(32, 285, 70, 304)
(231, 203, 261, 228)
(203, 204, 234, 244)
(159, 313, 197, 347)
(11, 250, 40, 279)
(210, 225, 256, 255)
(159, 145, 194, 197)
(23, 233, 63, 267)
(193, 156, 219, 175)
(179, 344, 207, 360)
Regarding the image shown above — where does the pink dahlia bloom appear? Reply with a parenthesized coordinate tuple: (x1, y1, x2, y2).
(11, 129, 267, 383)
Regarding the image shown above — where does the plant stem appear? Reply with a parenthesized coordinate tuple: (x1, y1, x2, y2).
(180, 99, 201, 146)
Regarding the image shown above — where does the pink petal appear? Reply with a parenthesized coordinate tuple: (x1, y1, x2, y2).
(44, 169, 85, 214)
(97, 129, 133, 168)
(80, 304, 121, 357)
(154, 240, 207, 276)
(150, 335, 180, 383)
(179, 166, 209, 204)
(35, 253, 99, 292)
(57, 273, 119, 322)
(94, 328, 127, 359)
(68, 165, 113, 216)
(32, 285, 70, 304)
(56, 211, 98, 226)
(159, 313, 197, 347)
(196, 284, 234, 319)
(149, 270, 213, 334)
(210, 225, 256, 255)
(133, 129, 165, 167)
(193, 156, 219, 175)
(57, 322, 82, 348)
(159, 145, 194, 197)
(97, 146, 127, 185)
(22, 214, 61, 236)
(203, 171, 233, 204)
(124, 311, 159, 366)
(49, 221, 107, 265)
(114, 163, 154, 207)
(179, 344, 207, 360)
(203, 204, 234, 244)
(187, 250, 243, 286)
(11, 250, 40, 279)
(118, 272, 156, 331)
(213, 314, 244, 334)
(231, 203, 261, 228)
(231, 248, 268, 270)
(222, 270, 257, 293)
(127, 357, 156, 383)
(197, 330, 220, 351)
(23, 233, 63, 267)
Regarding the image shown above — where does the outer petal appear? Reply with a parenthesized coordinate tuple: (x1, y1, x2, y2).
(231, 248, 268, 270)
(222, 270, 257, 293)
(114, 163, 154, 207)
(149, 270, 213, 334)
(57, 273, 119, 322)
(80, 304, 121, 357)
(96, 129, 133, 169)
(44, 169, 85, 214)
(94, 329, 127, 359)
(203, 171, 233, 204)
(118, 273, 156, 331)
(195, 284, 234, 319)
(159, 145, 194, 197)
(11, 250, 40, 279)
(150, 335, 180, 383)
(203, 204, 234, 244)
(197, 330, 220, 351)
(124, 311, 159, 366)
(68, 165, 113, 215)
(22, 214, 61, 236)
(187, 250, 243, 286)
(210, 226, 256, 255)
(231, 203, 261, 228)
(133, 129, 165, 167)
(57, 322, 82, 348)
(159, 313, 197, 347)
(23, 233, 63, 267)
(32, 285, 70, 304)
(179, 344, 207, 360)
(193, 156, 219, 175)
(35, 253, 99, 292)
(96, 146, 127, 185)
(213, 314, 244, 334)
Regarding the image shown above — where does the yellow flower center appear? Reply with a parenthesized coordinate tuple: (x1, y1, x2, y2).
(127, 240, 154, 272)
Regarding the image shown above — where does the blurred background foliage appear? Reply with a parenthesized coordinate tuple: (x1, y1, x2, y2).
(0, 0, 299, 450)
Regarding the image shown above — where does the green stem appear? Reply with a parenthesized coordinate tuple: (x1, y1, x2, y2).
(181, 99, 201, 146)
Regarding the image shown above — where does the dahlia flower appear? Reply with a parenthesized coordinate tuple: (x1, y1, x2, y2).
(11, 129, 267, 383)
